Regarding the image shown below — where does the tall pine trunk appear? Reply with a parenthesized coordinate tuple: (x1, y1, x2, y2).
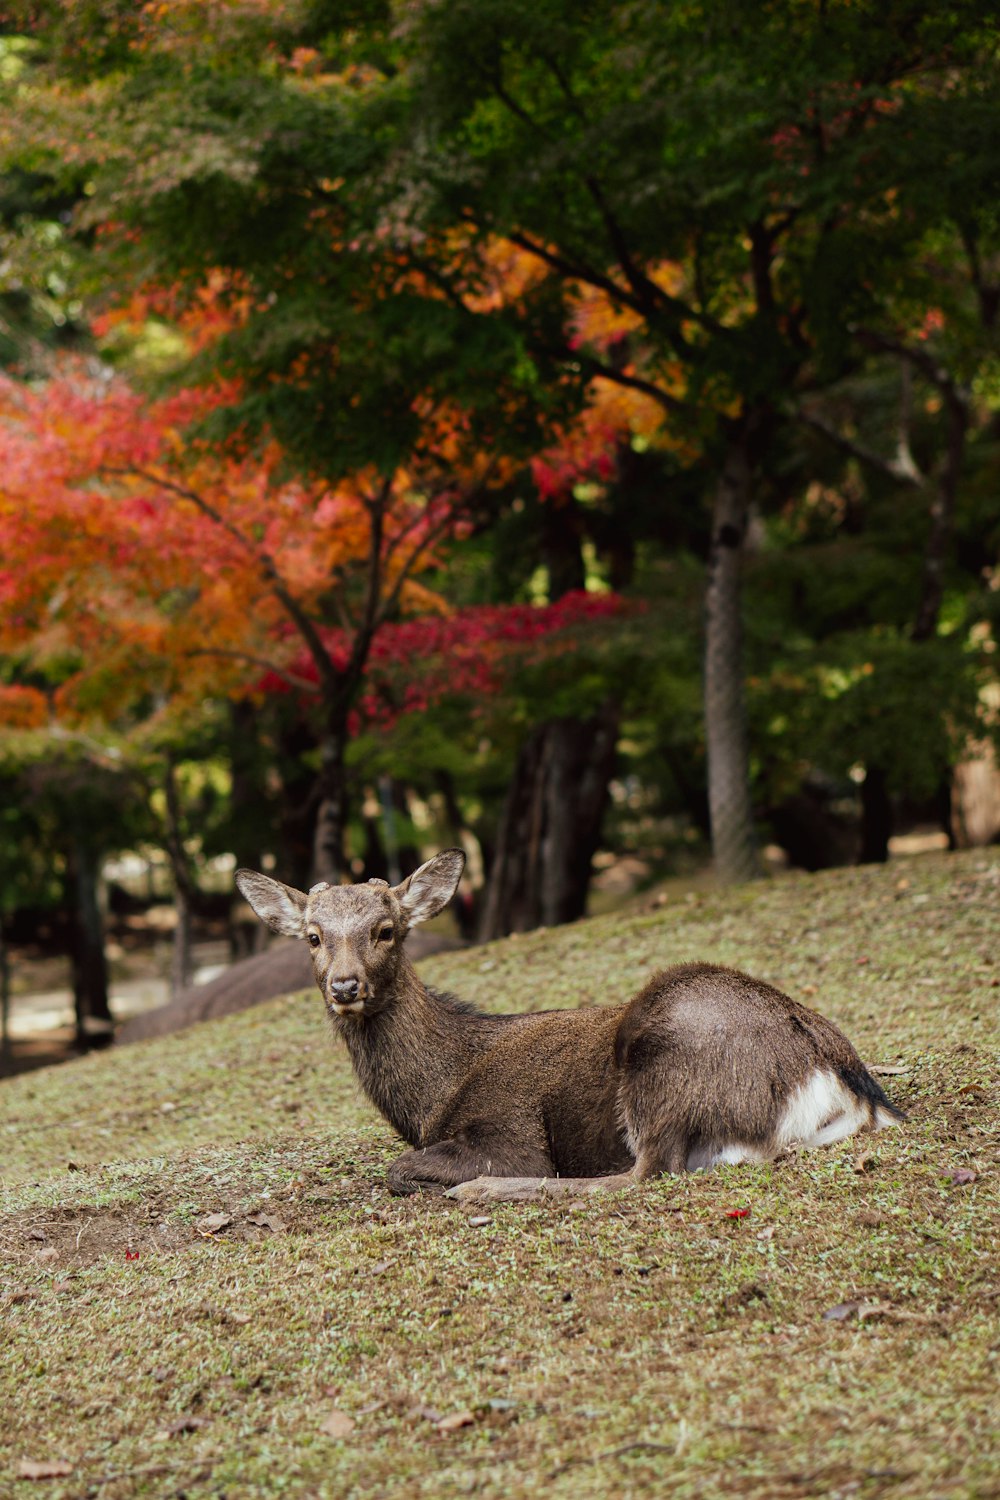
(861, 384, 968, 861)
(704, 424, 759, 884)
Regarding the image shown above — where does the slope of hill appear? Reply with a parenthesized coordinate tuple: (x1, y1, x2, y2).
(1, 851, 997, 1498)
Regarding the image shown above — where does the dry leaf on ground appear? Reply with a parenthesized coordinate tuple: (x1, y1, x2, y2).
(247, 1212, 286, 1232)
(196, 1213, 232, 1235)
(156, 1416, 207, 1440)
(437, 1409, 476, 1433)
(320, 1409, 356, 1439)
(17, 1459, 73, 1480)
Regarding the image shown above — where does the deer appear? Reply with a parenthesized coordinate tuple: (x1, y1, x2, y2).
(235, 849, 904, 1202)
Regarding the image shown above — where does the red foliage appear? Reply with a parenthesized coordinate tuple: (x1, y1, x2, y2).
(257, 591, 628, 731)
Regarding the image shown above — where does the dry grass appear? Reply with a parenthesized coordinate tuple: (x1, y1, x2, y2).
(1, 850, 998, 1498)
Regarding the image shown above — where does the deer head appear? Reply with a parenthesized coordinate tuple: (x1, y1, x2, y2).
(235, 849, 465, 1018)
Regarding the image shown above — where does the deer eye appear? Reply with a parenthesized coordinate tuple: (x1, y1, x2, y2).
(375, 924, 394, 943)
(308, 933, 321, 948)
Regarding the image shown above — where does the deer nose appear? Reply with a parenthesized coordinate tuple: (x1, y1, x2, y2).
(330, 977, 360, 1001)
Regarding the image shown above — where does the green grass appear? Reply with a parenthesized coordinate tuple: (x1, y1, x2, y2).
(2, 850, 998, 1498)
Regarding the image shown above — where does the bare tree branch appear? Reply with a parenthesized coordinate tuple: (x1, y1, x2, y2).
(577, 355, 692, 419)
(796, 408, 923, 486)
(102, 464, 341, 700)
(185, 648, 320, 694)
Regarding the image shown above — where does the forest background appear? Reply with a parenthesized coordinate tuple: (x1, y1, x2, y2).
(0, 0, 998, 1049)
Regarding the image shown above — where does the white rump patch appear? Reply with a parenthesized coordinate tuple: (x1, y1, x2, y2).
(685, 1141, 770, 1172)
(775, 1068, 870, 1151)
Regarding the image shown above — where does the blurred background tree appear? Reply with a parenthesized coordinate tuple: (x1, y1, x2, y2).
(0, 0, 997, 1050)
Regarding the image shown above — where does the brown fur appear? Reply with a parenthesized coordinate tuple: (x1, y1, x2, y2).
(235, 852, 904, 1200)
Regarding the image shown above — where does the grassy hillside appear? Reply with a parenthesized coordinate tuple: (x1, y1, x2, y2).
(2, 851, 997, 1498)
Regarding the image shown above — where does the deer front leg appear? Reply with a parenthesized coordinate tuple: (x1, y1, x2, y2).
(386, 1137, 553, 1197)
(446, 1171, 638, 1204)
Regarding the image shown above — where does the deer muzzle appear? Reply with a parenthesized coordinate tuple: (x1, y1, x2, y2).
(327, 976, 368, 1016)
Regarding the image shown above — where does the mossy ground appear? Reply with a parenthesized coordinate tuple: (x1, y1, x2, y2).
(2, 851, 998, 1498)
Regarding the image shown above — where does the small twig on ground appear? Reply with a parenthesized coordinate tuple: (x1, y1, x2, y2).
(88, 1460, 213, 1489)
(549, 1440, 677, 1478)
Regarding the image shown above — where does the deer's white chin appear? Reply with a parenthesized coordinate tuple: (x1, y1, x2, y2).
(328, 999, 366, 1016)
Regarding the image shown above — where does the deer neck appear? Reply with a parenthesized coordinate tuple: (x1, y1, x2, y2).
(334, 958, 507, 1147)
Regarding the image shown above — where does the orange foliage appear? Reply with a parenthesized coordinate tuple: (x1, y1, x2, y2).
(0, 360, 477, 729)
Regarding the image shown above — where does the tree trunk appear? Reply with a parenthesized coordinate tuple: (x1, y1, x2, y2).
(912, 389, 968, 645)
(541, 494, 586, 598)
(478, 704, 618, 940)
(312, 725, 350, 885)
(163, 758, 197, 995)
(229, 702, 268, 957)
(171, 884, 194, 997)
(69, 841, 112, 1043)
(0, 917, 11, 1076)
(704, 425, 759, 884)
(912, 389, 968, 844)
(860, 765, 893, 864)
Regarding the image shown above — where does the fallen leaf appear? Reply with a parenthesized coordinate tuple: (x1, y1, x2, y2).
(412, 1404, 443, 1423)
(724, 1208, 750, 1219)
(869, 1064, 909, 1077)
(155, 1416, 206, 1440)
(823, 1301, 860, 1321)
(36, 1247, 58, 1262)
(853, 1151, 875, 1174)
(822, 1299, 893, 1323)
(52, 1281, 72, 1294)
(27, 1229, 47, 1242)
(196, 1213, 232, 1236)
(320, 1409, 356, 1439)
(160, 1101, 176, 1113)
(437, 1409, 476, 1433)
(17, 1459, 73, 1480)
(467, 1216, 490, 1228)
(948, 1168, 977, 1185)
(247, 1213, 286, 1233)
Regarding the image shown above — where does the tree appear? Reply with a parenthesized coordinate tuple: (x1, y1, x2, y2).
(0, 361, 500, 880)
(370, 0, 1000, 878)
(3, 0, 998, 891)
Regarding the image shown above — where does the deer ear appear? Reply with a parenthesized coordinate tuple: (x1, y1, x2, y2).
(235, 869, 308, 938)
(394, 849, 465, 928)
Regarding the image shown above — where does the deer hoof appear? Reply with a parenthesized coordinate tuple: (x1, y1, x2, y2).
(446, 1176, 550, 1203)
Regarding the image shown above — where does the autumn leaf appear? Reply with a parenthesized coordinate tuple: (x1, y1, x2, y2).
(437, 1409, 476, 1434)
(16, 1459, 73, 1480)
(319, 1409, 356, 1439)
(196, 1213, 232, 1235)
